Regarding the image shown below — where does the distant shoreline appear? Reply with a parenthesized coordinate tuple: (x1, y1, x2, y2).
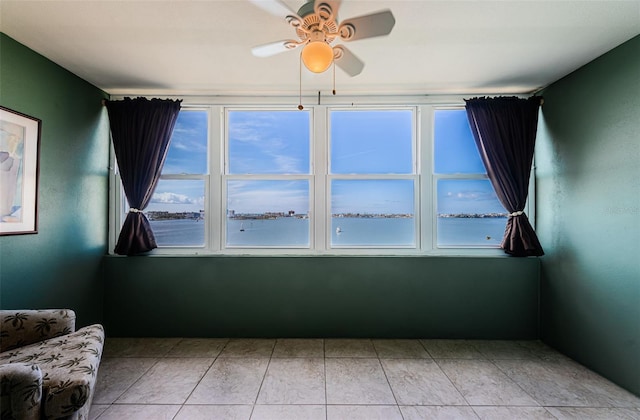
(438, 213, 508, 219)
(148, 211, 507, 221)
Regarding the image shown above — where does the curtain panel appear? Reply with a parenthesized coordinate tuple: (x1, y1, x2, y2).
(465, 96, 544, 257)
(105, 97, 182, 255)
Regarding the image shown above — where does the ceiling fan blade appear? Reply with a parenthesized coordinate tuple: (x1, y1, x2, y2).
(252, 40, 301, 57)
(247, 0, 299, 18)
(314, 0, 341, 19)
(333, 45, 364, 77)
(338, 10, 396, 42)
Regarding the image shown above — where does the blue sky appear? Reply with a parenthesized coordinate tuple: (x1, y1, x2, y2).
(331, 110, 413, 174)
(434, 110, 485, 174)
(148, 108, 504, 215)
(163, 110, 207, 174)
(228, 111, 309, 174)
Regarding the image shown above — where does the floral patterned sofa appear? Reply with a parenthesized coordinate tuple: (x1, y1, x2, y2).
(0, 309, 104, 420)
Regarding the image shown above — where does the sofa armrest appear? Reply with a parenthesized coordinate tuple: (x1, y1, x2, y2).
(0, 310, 76, 352)
(0, 362, 43, 420)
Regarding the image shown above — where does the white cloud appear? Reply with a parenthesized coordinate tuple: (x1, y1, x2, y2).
(151, 192, 195, 205)
(227, 181, 308, 213)
(446, 190, 496, 201)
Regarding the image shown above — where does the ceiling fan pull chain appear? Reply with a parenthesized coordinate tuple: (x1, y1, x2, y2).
(333, 61, 336, 95)
(298, 52, 304, 110)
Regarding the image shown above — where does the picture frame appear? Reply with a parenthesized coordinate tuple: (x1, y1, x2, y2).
(0, 106, 41, 235)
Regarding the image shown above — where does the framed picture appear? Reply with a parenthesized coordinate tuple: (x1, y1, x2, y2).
(0, 106, 41, 235)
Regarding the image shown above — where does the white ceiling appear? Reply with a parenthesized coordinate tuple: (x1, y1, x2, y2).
(1, 0, 639, 97)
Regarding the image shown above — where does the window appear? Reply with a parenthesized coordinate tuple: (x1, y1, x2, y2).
(330, 109, 416, 247)
(226, 110, 311, 248)
(433, 109, 506, 247)
(110, 99, 523, 254)
(143, 109, 208, 247)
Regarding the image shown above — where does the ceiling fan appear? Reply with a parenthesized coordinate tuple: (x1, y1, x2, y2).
(249, 0, 396, 77)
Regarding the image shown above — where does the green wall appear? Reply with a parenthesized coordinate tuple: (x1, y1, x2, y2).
(536, 35, 640, 395)
(103, 256, 540, 339)
(0, 34, 110, 326)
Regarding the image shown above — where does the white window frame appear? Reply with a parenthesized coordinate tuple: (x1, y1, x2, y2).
(108, 95, 534, 256)
(223, 106, 315, 250)
(327, 106, 419, 250)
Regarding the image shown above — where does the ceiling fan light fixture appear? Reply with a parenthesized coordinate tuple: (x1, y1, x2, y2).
(301, 41, 334, 73)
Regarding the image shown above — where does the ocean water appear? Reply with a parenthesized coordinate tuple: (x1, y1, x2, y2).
(437, 217, 506, 247)
(227, 218, 310, 247)
(331, 217, 414, 247)
(150, 218, 206, 246)
(150, 217, 507, 248)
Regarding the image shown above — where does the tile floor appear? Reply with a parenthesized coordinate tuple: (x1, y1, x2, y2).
(90, 338, 640, 420)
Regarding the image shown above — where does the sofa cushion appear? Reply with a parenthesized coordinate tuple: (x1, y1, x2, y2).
(0, 310, 76, 352)
(0, 324, 104, 419)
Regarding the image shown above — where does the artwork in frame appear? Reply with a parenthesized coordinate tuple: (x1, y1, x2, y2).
(0, 106, 41, 235)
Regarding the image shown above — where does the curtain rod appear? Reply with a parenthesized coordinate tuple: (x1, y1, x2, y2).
(101, 96, 544, 106)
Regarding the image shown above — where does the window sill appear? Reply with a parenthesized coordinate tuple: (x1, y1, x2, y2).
(106, 248, 517, 258)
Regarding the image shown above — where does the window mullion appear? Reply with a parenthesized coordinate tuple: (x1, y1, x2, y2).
(313, 106, 328, 252)
(420, 105, 434, 251)
(210, 106, 222, 252)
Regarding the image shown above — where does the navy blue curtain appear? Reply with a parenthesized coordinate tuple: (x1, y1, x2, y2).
(105, 97, 182, 255)
(465, 96, 544, 257)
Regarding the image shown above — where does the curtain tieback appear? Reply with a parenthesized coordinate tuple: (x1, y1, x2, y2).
(509, 210, 524, 217)
(129, 208, 143, 213)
